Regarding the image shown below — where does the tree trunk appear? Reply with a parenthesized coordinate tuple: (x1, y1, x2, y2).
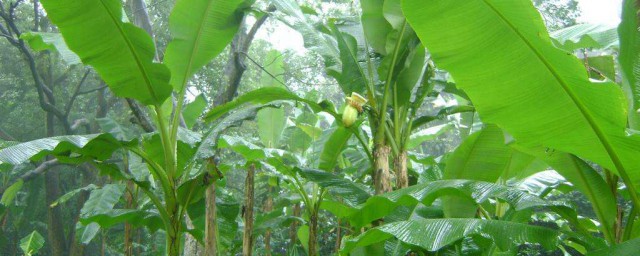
(166, 204, 181, 256)
(263, 186, 273, 256)
(334, 218, 342, 253)
(183, 215, 203, 256)
(374, 145, 392, 194)
(204, 182, 218, 256)
(45, 111, 67, 256)
(242, 164, 256, 256)
(123, 180, 135, 256)
(68, 165, 97, 256)
(308, 205, 319, 256)
(394, 151, 408, 189)
(203, 10, 271, 256)
(45, 167, 67, 256)
(289, 203, 301, 248)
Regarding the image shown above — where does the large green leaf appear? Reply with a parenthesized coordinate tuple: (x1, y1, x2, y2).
(587, 55, 616, 81)
(619, 0, 640, 128)
(81, 209, 162, 231)
(330, 24, 368, 96)
(20, 32, 81, 65)
(407, 123, 452, 149)
(0, 179, 23, 206)
(272, 0, 340, 69)
(0, 134, 127, 165)
(182, 94, 208, 129)
(335, 179, 572, 227)
(551, 23, 619, 51)
(203, 87, 336, 122)
(96, 117, 137, 141)
(20, 231, 45, 256)
(443, 126, 534, 182)
(588, 237, 640, 256)
(257, 107, 286, 148)
(50, 184, 99, 207)
(442, 126, 515, 218)
(142, 130, 199, 177)
(403, 0, 640, 186)
(256, 51, 287, 147)
(318, 126, 352, 171)
(296, 168, 372, 206)
(164, 0, 247, 91)
(80, 223, 101, 244)
(513, 144, 618, 243)
(395, 44, 425, 111)
(360, 0, 393, 55)
(40, 0, 171, 105)
(80, 184, 125, 218)
(341, 219, 559, 253)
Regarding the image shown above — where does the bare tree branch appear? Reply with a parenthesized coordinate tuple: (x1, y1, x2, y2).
(64, 69, 91, 116)
(126, 98, 155, 132)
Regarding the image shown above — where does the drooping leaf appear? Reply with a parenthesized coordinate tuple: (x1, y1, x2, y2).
(219, 135, 269, 162)
(177, 173, 208, 206)
(341, 219, 559, 253)
(404, 0, 640, 186)
(96, 117, 137, 141)
(257, 107, 286, 148)
(295, 168, 372, 206)
(318, 126, 352, 171)
(340, 179, 573, 227)
(588, 237, 640, 256)
(619, 0, 640, 128)
(407, 123, 452, 149)
(0, 134, 127, 165)
(551, 23, 619, 51)
(382, 0, 404, 30)
(192, 104, 273, 162)
(20, 32, 81, 65)
(330, 24, 368, 96)
(272, 0, 340, 69)
(143, 131, 198, 177)
(444, 126, 522, 181)
(80, 184, 125, 218)
(260, 50, 286, 88)
(442, 126, 515, 218)
(182, 95, 208, 129)
(297, 224, 310, 253)
(396, 44, 425, 110)
(50, 184, 99, 208)
(204, 87, 337, 122)
(516, 170, 569, 197)
(513, 144, 618, 243)
(40, 0, 172, 105)
(360, 0, 393, 55)
(81, 209, 163, 231)
(80, 223, 100, 244)
(164, 0, 247, 91)
(0, 179, 23, 206)
(410, 105, 475, 131)
(586, 55, 616, 81)
(19, 231, 45, 256)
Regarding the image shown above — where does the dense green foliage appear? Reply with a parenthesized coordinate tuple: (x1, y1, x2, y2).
(0, 0, 637, 255)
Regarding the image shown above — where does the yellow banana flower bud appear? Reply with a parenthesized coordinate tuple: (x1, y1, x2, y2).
(342, 92, 367, 127)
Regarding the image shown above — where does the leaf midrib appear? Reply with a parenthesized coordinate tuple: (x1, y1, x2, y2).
(178, 0, 217, 91)
(98, 0, 159, 103)
(480, 0, 627, 177)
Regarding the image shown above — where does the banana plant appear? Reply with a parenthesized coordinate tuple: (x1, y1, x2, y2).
(0, 0, 258, 254)
(399, 0, 640, 250)
(268, 0, 477, 196)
